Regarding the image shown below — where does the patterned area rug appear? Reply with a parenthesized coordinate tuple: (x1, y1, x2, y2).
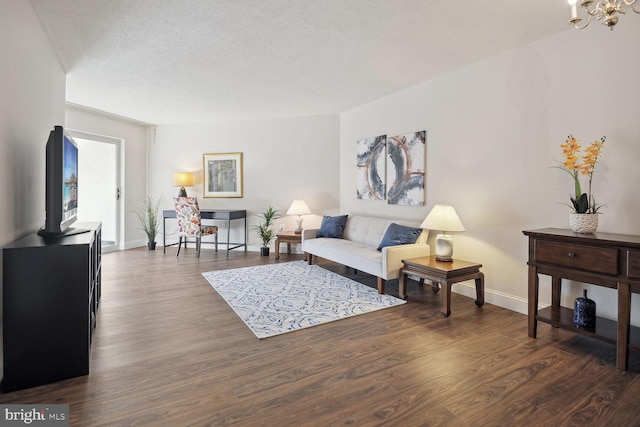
(202, 260, 406, 339)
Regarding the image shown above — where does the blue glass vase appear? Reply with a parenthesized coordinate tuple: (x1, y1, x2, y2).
(574, 289, 596, 329)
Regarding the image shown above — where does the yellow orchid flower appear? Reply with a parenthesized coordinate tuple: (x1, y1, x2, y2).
(556, 134, 606, 214)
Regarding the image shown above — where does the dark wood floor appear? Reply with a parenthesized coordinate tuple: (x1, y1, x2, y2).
(2, 247, 640, 426)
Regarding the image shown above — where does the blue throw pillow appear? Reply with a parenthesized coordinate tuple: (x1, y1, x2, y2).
(317, 215, 349, 238)
(377, 223, 422, 251)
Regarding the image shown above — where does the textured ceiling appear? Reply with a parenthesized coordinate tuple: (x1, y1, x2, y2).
(29, 0, 570, 125)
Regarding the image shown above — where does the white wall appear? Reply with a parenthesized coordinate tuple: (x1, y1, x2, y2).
(0, 0, 67, 383)
(65, 105, 150, 249)
(150, 115, 340, 250)
(0, 0, 66, 243)
(340, 23, 640, 323)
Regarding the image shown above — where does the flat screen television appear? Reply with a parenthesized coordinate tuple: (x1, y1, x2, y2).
(38, 125, 87, 237)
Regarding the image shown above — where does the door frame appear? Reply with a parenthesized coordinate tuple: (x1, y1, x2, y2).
(67, 129, 123, 253)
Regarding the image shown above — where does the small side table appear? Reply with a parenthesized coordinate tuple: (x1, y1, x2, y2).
(274, 231, 302, 260)
(399, 255, 484, 317)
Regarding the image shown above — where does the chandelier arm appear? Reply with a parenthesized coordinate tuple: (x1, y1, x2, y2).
(584, 1, 607, 17)
(624, 0, 640, 13)
(574, 14, 593, 28)
(584, 8, 599, 17)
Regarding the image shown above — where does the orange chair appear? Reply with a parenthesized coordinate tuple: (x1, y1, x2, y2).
(173, 197, 218, 257)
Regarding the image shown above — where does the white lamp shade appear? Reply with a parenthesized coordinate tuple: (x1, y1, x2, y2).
(421, 205, 464, 262)
(172, 172, 194, 188)
(286, 199, 311, 216)
(420, 205, 465, 232)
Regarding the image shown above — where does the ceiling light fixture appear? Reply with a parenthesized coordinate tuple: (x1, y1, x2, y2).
(568, 0, 639, 30)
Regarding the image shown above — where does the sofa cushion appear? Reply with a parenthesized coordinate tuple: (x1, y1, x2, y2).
(377, 223, 423, 251)
(343, 215, 395, 247)
(317, 215, 348, 238)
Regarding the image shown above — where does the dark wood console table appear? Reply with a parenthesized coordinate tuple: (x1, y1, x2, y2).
(523, 228, 640, 370)
(163, 209, 247, 255)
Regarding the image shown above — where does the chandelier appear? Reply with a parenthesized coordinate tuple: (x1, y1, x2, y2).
(568, 0, 640, 29)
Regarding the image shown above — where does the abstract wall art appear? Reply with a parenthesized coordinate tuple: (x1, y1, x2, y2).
(203, 152, 243, 198)
(386, 131, 426, 206)
(356, 135, 386, 200)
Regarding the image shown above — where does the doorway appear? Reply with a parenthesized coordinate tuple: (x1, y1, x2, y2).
(69, 130, 122, 252)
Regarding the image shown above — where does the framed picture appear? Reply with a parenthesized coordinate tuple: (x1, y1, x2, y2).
(203, 152, 243, 198)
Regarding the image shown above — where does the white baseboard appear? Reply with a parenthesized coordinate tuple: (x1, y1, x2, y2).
(447, 280, 529, 316)
(123, 239, 147, 250)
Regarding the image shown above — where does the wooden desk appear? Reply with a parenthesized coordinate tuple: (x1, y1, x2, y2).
(524, 228, 640, 370)
(163, 209, 247, 255)
(274, 231, 302, 260)
(399, 255, 484, 317)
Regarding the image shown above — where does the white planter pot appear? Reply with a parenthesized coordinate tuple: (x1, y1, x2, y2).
(569, 213, 599, 234)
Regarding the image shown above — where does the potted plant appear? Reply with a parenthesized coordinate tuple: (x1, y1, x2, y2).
(254, 206, 280, 256)
(555, 134, 606, 233)
(133, 196, 162, 250)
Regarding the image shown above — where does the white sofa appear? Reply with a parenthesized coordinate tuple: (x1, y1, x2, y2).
(302, 215, 430, 294)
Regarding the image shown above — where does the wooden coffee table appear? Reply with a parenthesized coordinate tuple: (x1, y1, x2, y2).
(399, 255, 484, 317)
(274, 231, 302, 260)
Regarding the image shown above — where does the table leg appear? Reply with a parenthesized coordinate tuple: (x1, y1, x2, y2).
(617, 282, 630, 371)
(163, 216, 167, 254)
(225, 219, 230, 256)
(287, 242, 292, 254)
(440, 282, 451, 317)
(528, 265, 539, 338)
(399, 270, 408, 300)
(275, 237, 281, 260)
(475, 272, 485, 307)
(551, 276, 562, 307)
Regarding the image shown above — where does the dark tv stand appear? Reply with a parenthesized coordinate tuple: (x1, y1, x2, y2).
(2, 222, 102, 392)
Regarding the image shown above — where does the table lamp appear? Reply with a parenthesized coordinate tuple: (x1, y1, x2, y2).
(420, 204, 465, 262)
(173, 172, 194, 197)
(286, 199, 311, 234)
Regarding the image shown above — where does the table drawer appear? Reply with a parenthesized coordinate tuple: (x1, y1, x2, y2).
(535, 240, 619, 275)
(628, 251, 640, 279)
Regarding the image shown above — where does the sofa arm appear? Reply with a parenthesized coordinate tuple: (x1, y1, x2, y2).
(382, 244, 431, 280)
(301, 229, 319, 250)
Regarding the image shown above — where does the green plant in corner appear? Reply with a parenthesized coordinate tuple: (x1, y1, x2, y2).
(556, 134, 606, 214)
(133, 196, 162, 249)
(254, 206, 281, 249)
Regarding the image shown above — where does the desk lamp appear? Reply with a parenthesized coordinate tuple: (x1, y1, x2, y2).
(420, 205, 465, 262)
(287, 199, 311, 234)
(173, 172, 194, 197)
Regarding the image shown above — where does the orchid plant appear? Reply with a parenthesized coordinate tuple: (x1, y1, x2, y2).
(558, 134, 606, 214)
